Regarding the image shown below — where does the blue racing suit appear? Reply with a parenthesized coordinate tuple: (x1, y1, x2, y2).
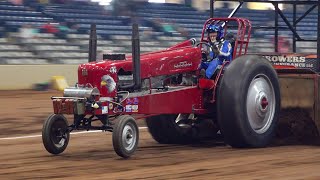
(200, 39, 232, 79)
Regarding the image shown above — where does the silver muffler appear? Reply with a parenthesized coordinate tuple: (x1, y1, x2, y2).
(64, 87, 100, 99)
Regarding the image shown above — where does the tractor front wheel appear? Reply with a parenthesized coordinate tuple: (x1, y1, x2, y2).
(42, 114, 70, 155)
(112, 115, 139, 158)
(218, 55, 280, 148)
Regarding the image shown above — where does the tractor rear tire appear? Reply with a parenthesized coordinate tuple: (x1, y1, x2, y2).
(145, 114, 194, 144)
(218, 55, 280, 148)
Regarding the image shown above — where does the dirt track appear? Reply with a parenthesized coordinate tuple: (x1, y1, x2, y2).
(1, 90, 320, 179)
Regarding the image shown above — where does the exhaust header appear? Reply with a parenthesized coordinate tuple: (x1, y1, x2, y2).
(118, 23, 142, 90)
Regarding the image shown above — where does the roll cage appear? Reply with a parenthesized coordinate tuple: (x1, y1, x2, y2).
(200, 17, 252, 59)
(211, 0, 320, 59)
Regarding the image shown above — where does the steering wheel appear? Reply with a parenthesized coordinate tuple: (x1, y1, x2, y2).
(196, 42, 213, 62)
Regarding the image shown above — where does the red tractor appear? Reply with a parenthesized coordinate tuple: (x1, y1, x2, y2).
(42, 1, 320, 158)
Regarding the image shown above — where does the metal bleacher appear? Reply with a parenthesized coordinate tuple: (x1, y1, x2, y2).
(0, 1, 317, 64)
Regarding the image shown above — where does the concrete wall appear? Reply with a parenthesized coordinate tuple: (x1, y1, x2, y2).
(166, 0, 183, 4)
(0, 65, 79, 90)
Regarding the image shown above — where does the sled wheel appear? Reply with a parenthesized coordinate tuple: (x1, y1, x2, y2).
(42, 114, 70, 154)
(218, 55, 280, 148)
(112, 115, 139, 158)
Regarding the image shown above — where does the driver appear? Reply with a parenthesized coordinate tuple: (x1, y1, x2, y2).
(199, 24, 232, 79)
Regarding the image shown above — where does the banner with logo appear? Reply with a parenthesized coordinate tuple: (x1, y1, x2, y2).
(261, 54, 319, 72)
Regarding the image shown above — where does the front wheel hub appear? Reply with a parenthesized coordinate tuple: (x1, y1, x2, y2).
(122, 125, 136, 151)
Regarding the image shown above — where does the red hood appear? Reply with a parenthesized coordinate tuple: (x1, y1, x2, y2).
(78, 46, 201, 82)
(77, 39, 201, 97)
